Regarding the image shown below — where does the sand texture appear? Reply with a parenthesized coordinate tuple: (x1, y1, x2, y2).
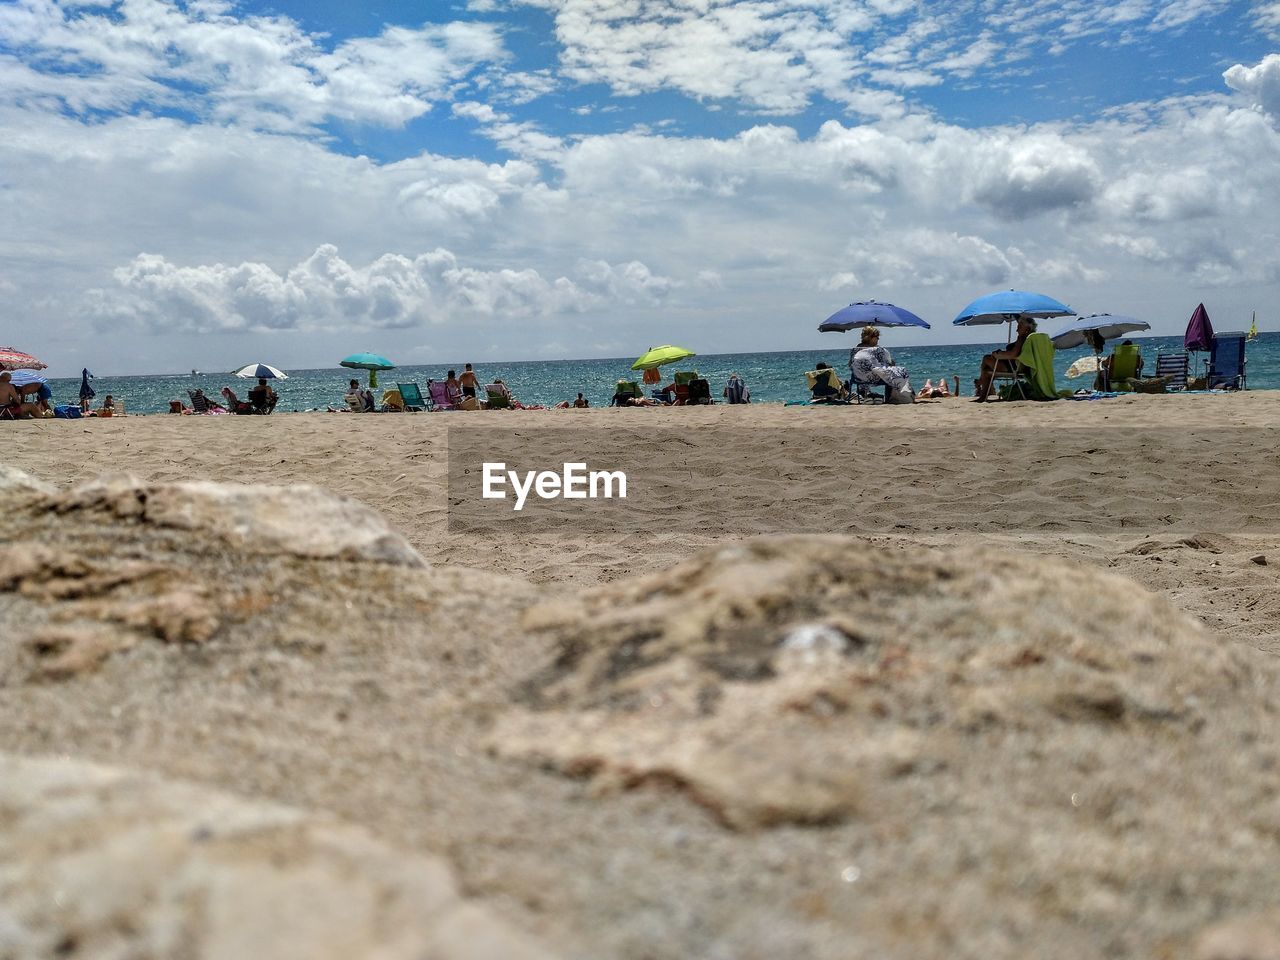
(2, 394, 1280, 959)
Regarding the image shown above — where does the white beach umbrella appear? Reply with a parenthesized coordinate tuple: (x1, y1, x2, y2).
(234, 363, 289, 380)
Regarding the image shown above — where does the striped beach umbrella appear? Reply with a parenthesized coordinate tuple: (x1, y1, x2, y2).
(0, 347, 46, 371)
(234, 362, 289, 380)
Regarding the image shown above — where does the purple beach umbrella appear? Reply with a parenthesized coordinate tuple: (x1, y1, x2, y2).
(1185, 303, 1214, 353)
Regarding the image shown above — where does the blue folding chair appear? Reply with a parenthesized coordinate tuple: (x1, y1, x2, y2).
(1208, 333, 1247, 390)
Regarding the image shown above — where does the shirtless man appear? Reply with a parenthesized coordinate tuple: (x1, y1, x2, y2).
(0, 372, 41, 418)
(459, 363, 479, 399)
(974, 317, 1035, 402)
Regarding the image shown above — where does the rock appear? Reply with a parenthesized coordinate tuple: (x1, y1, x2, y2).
(0, 753, 555, 960)
(51, 474, 426, 566)
(1195, 910, 1280, 960)
(1251, 554, 1268, 566)
(0, 464, 54, 496)
(492, 536, 1267, 830)
(0, 469, 431, 680)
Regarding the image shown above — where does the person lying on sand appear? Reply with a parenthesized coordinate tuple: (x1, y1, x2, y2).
(974, 317, 1035, 402)
(917, 376, 960, 399)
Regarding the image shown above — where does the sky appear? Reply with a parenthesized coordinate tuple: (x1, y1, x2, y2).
(2, 0, 1279, 376)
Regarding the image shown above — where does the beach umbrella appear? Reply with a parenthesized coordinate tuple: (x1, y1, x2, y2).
(340, 352, 395, 388)
(233, 362, 289, 380)
(1065, 355, 1102, 379)
(1050, 314, 1150, 350)
(80, 368, 95, 401)
(7, 369, 47, 388)
(818, 300, 931, 332)
(953, 290, 1075, 326)
(631, 345, 696, 371)
(0, 347, 46, 371)
(1185, 303, 1214, 353)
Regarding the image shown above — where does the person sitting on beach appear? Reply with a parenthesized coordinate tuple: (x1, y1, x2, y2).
(190, 388, 226, 413)
(1100, 338, 1144, 384)
(974, 317, 1035, 402)
(808, 362, 848, 402)
(248, 377, 278, 413)
(657, 382, 687, 406)
(850, 326, 913, 402)
(169, 399, 191, 414)
(0, 372, 40, 419)
(444, 370, 463, 406)
(220, 386, 255, 415)
(573, 392, 589, 408)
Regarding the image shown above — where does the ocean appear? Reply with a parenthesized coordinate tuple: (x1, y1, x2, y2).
(36, 333, 1275, 415)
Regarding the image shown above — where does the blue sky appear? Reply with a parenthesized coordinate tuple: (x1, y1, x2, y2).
(1, 0, 1279, 374)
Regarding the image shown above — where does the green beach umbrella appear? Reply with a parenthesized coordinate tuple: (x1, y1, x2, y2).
(340, 352, 395, 389)
(631, 345, 695, 371)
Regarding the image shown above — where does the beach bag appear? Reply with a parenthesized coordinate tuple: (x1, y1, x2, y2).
(458, 396, 480, 411)
(53, 404, 81, 419)
(888, 382, 915, 404)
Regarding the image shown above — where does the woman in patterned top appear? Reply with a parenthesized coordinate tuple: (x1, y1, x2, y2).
(849, 326, 913, 402)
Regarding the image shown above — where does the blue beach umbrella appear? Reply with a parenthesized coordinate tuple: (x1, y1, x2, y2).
(953, 290, 1075, 326)
(340, 352, 395, 389)
(1050, 314, 1150, 350)
(80, 368, 95, 401)
(818, 300, 931, 332)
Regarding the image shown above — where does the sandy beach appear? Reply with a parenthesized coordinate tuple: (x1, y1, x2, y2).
(3, 395, 1280, 958)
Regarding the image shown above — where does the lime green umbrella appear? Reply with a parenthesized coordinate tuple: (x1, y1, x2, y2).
(631, 345, 695, 371)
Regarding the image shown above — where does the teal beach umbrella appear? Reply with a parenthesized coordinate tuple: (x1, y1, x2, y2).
(340, 352, 395, 389)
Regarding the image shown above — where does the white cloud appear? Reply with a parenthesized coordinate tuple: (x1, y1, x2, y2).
(89, 244, 673, 332)
(0, 0, 505, 131)
(1224, 54, 1280, 120)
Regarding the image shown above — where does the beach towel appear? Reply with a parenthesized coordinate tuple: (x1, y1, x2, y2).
(724, 376, 750, 404)
(1016, 333, 1061, 401)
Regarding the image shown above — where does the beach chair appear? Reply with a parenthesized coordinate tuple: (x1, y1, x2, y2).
(983, 354, 1029, 401)
(1154, 352, 1189, 391)
(188, 389, 218, 414)
(1208, 333, 1247, 390)
(723, 375, 750, 404)
(486, 385, 512, 410)
(611, 381, 642, 406)
(686, 378, 712, 405)
(847, 368, 890, 404)
(249, 385, 277, 414)
(426, 380, 456, 411)
(1105, 343, 1142, 392)
(805, 368, 848, 404)
(1000, 333, 1060, 401)
(345, 394, 365, 413)
(396, 382, 426, 412)
(380, 388, 404, 411)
